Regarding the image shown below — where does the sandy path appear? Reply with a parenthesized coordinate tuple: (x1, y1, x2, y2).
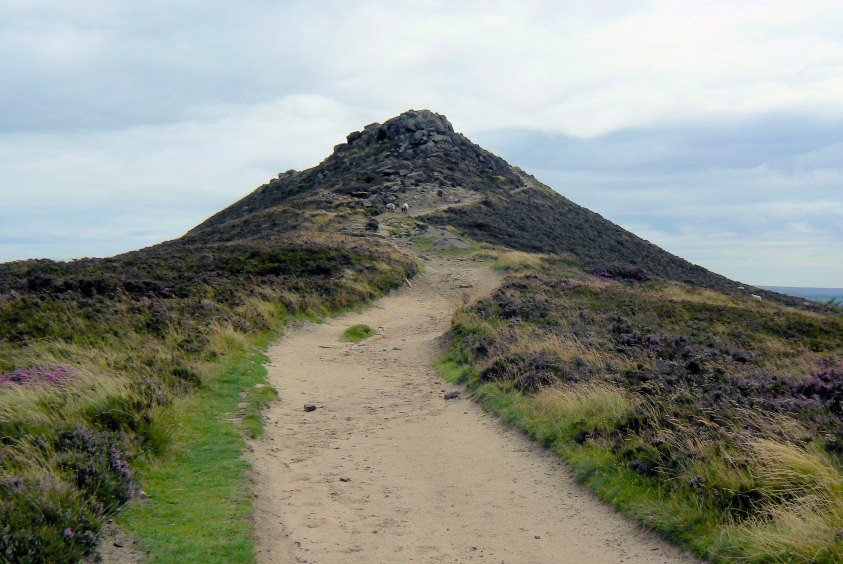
(249, 257, 695, 563)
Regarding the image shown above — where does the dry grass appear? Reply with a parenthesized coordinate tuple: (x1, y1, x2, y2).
(207, 322, 249, 358)
(710, 439, 843, 562)
(535, 383, 634, 429)
(0, 368, 133, 429)
(656, 283, 738, 307)
(492, 250, 544, 270)
(748, 439, 843, 504)
(236, 289, 285, 326)
(717, 504, 843, 563)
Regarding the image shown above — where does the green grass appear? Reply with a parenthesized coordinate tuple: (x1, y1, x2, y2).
(241, 383, 279, 439)
(118, 347, 273, 563)
(341, 324, 377, 342)
(409, 234, 479, 257)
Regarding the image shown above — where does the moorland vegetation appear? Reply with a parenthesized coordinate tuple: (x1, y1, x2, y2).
(440, 254, 843, 562)
(0, 232, 416, 562)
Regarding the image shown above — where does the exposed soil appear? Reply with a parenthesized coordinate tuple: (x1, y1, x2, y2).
(249, 255, 697, 563)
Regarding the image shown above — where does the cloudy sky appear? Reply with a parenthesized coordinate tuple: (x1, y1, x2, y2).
(2, 1, 842, 286)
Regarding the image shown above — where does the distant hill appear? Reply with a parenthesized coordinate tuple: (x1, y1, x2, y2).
(761, 286, 843, 303)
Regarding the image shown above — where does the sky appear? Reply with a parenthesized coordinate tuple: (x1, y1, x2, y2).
(1, 1, 842, 287)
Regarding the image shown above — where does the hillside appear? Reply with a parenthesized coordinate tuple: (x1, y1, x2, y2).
(441, 254, 843, 561)
(0, 213, 417, 559)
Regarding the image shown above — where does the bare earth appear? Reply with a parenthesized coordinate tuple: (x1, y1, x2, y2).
(249, 256, 696, 563)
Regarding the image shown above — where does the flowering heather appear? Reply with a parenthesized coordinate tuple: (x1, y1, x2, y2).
(0, 364, 74, 387)
(110, 448, 137, 499)
(793, 364, 843, 415)
(55, 426, 138, 512)
(447, 260, 843, 561)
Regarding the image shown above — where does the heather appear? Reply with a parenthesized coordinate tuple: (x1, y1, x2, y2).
(0, 232, 417, 562)
(442, 256, 843, 562)
(0, 364, 74, 387)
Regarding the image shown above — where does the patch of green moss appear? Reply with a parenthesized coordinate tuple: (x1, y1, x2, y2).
(341, 324, 377, 342)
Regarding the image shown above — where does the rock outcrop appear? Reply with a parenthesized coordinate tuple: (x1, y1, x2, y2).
(189, 109, 521, 234)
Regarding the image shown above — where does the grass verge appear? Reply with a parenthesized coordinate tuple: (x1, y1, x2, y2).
(118, 340, 277, 563)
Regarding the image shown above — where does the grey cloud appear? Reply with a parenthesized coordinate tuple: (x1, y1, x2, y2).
(475, 113, 843, 174)
(0, 1, 315, 132)
(3, 2, 842, 286)
(474, 113, 843, 285)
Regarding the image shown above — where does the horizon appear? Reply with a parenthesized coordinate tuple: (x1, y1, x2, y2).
(2, 2, 842, 287)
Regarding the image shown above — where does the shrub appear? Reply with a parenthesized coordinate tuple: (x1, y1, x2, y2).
(480, 352, 569, 392)
(55, 426, 136, 512)
(0, 365, 75, 388)
(0, 477, 102, 564)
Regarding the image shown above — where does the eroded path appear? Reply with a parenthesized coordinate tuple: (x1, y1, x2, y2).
(249, 257, 694, 563)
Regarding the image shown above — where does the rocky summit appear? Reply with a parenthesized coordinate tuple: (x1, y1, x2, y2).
(189, 109, 521, 235)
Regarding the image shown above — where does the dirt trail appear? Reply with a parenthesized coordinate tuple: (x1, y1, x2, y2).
(249, 256, 695, 563)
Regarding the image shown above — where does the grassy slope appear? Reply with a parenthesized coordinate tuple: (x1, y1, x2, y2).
(0, 231, 417, 562)
(440, 255, 843, 562)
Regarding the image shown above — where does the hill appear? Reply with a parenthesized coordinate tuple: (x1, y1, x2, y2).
(189, 109, 822, 311)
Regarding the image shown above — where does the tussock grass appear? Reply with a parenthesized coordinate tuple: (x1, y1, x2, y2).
(207, 322, 249, 358)
(0, 369, 133, 428)
(535, 384, 634, 430)
(748, 439, 843, 504)
(708, 438, 843, 562)
(714, 503, 843, 563)
(492, 250, 544, 270)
